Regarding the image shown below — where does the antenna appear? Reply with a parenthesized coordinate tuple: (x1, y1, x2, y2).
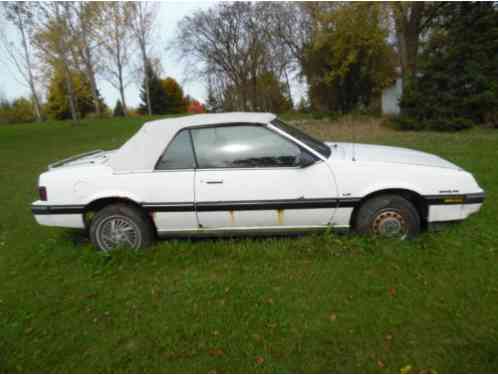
(351, 116, 357, 162)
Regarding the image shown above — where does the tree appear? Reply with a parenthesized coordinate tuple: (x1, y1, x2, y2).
(138, 61, 166, 115)
(113, 100, 125, 117)
(46, 65, 102, 120)
(0, 96, 36, 124)
(67, 2, 104, 117)
(100, 2, 134, 116)
(390, 2, 448, 91)
(34, 2, 80, 122)
(304, 3, 396, 112)
(176, 2, 294, 112)
(129, 2, 158, 116)
(186, 98, 205, 114)
(399, 2, 498, 130)
(160, 77, 186, 113)
(0, 2, 43, 122)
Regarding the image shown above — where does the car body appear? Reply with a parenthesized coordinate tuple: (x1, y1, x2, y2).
(32, 112, 485, 250)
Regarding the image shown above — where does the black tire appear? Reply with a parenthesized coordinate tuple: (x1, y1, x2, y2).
(89, 204, 154, 251)
(354, 194, 421, 239)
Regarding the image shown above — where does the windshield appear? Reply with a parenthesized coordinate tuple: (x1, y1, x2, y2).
(271, 119, 331, 158)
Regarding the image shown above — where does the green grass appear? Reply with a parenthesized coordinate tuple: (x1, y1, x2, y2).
(1, 117, 497, 373)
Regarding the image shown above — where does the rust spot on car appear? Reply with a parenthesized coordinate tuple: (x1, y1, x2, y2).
(276, 209, 284, 225)
(228, 210, 235, 225)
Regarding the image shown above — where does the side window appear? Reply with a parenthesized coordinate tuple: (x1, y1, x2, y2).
(155, 129, 196, 170)
(190, 125, 302, 169)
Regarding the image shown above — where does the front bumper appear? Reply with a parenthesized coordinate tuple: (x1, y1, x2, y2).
(426, 192, 485, 222)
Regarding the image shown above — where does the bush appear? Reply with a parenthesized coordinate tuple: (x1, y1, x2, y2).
(426, 117, 474, 131)
(0, 97, 36, 124)
(388, 115, 474, 131)
(113, 100, 125, 117)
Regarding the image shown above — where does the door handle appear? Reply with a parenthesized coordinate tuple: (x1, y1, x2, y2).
(203, 179, 224, 184)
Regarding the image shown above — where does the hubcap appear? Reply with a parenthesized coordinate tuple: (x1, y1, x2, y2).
(371, 210, 407, 238)
(97, 215, 141, 251)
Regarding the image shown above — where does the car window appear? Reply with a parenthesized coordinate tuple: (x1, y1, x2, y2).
(271, 118, 331, 158)
(155, 129, 196, 170)
(190, 124, 302, 169)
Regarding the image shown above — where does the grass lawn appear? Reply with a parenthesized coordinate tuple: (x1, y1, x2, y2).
(0, 116, 497, 373)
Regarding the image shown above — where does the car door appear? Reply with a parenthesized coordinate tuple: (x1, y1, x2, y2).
(191, 124, 337, 229)
(142, 129, 198, 233)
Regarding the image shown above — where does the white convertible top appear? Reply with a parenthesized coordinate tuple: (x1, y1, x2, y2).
(109, 112, 276, 172)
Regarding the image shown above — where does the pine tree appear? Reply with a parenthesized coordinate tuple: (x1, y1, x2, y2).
(160, 77, 186, 113)
(138, 61, 167, 115)
(113, 100, 125, 117)
(400, 2, 498, 129)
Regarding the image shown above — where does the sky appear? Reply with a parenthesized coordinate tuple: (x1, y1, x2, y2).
(0, 1, 305, 108)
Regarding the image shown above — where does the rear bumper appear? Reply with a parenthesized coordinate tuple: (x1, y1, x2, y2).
(32, 202, 85, 229)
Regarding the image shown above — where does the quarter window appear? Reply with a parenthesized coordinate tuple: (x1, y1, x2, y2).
(190, 124, 302, 169)
(155, 129, 196, 170)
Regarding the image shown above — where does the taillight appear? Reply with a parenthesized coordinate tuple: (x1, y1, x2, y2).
(38, 186, 47, 201)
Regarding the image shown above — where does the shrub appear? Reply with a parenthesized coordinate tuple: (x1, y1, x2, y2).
(0, 97, 35, 124)
(113, 100, 125, 117)
(388, 115, 474, 131)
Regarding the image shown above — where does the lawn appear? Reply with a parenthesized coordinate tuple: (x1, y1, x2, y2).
(0, 116, 497, 373)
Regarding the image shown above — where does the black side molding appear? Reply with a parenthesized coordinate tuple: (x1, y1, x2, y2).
(424, 192, 485, 206)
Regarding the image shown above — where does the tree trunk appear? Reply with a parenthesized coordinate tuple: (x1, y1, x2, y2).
(63, 63, 79, 122)
(393, 2, 424, 92)
(17, 9, 43, 122)
(83, 45, 101, 117)
(143, 53, 152, 116)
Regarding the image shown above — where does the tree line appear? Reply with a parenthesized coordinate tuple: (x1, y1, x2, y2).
(177, 1, 498, 130)
(0, 1, 204, 124)
(1, 2, 497, 130)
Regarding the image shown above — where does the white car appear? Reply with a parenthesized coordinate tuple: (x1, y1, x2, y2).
(32, 112, 485, 251)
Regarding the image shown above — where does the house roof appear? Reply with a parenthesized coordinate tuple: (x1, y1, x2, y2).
(109, 112, 277, 172)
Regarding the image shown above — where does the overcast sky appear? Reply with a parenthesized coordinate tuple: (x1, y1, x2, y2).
(0, 1, 305, 108)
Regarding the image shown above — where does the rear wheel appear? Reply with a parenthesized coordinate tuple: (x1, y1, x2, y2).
(354, 194, 421, 239)
(89, 204, 154, 251)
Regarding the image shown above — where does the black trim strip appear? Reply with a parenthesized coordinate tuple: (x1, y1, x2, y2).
(33, 192, 484, 216)
(425, 192, 485, 206)
(142, 198, 361, 212)
(142, 203, 195, 212)
(32, 205, 85, 215)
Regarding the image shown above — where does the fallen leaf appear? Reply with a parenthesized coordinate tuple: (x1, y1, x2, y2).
(400, 364, 413, 374)
(389, 287, 397, 297)
(256, 356, 265, 365)
(208, 348, 224, 357)
(329, 313, 337, 321)
(377, 360, 385, 369)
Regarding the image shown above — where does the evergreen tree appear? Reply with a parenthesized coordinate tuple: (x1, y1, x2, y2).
(138, 61, 167, 115)
(113, 100, 125, 117)
(46, 65, 104, 120)
(400, 2, 498, 130)
(160, 77, 187, 113)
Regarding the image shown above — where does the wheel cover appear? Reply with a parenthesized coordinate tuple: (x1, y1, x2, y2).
(96, 215, 142, 251)
(371, 210, 408, 238)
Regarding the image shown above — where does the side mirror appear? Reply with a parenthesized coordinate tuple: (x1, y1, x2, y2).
(299, 150, 317, 168)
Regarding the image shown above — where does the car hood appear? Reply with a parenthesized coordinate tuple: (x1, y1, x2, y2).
(326, 142, 461, 170)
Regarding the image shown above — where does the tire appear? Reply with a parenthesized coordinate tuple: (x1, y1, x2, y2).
(354, 194, 421, 239)
(89, 204, 154, 251)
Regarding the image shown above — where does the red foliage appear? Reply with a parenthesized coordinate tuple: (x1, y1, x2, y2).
(187, 100, 206, 113)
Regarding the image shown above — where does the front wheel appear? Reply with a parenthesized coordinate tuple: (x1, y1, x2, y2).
(89, 204, 154, 251)
(354, 194, 421, 239)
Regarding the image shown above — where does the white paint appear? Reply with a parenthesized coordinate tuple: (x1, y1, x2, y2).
(32, 113, 485, 234)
